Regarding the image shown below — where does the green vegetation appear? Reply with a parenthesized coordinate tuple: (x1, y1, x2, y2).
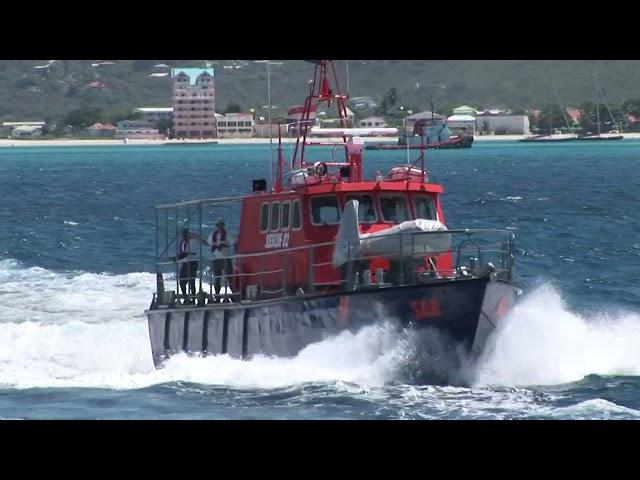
(2, 60, 640, 133)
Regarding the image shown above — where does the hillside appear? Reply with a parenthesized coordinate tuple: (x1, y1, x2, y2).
(2, 60, 640, 122)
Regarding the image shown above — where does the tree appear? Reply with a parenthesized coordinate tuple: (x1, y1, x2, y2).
(63, 106, 104, 130)
(375, 88, 398, 116)
(157, 118, 174, 136)
(533, 104, 570, 133)
(579, 101, 623, 133)
(225, 103, 242, 113)
(133, 60, 156, 71)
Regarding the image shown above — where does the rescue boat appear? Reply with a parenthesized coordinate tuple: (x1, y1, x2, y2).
(145, 60, 520, 371)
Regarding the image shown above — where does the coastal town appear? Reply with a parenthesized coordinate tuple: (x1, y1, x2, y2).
(2, 61, 640, 145)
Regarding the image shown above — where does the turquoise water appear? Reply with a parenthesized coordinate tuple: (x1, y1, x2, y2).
(1, 140, 640, 419)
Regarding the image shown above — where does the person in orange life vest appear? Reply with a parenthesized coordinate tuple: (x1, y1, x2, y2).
(177, 228, 198, 298)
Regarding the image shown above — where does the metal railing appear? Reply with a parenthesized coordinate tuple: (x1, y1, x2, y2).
(151, 228, 515, 308)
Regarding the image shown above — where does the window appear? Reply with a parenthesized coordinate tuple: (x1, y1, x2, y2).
(260, 203, 270, 232)
(270, 202, 280, 231)
(281, 201, 291, 230)
(292, 200, 301, 229)
(228, 121, 237, 127)
(345, 194, 377, 223)
(414, 195, 437, 220)
(311, 196, 340, 225)
(380, 194, 409, 223)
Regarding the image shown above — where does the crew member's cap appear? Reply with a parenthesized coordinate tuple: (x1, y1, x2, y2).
(216, 218, 225, 226)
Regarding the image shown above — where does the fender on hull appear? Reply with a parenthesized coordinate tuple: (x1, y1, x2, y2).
(146, 278, 518, 369)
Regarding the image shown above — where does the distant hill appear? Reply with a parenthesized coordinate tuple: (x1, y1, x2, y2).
(2, 60, 640, 122)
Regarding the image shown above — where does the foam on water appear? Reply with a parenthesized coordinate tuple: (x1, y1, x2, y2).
(0, 260, 408, 390)
(2, 260, 640, 394)
(474, 284, 640, 387)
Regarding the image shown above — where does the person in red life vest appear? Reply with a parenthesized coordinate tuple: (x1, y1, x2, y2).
(208, 219, 233, 300)
(191, 219, 234, 301)
(177, 227, 198, 300)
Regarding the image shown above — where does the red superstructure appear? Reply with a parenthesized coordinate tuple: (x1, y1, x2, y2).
(232, 60, 453, 298)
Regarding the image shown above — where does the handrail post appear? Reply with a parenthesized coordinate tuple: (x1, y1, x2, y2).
(198, 202, 203, 294)
(399, 233, 405, 286)
(282, 251, 287, 297)
(308, 245, 315, 292)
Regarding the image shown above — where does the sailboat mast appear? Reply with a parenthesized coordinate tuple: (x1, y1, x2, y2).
(594, 68, 601, 136)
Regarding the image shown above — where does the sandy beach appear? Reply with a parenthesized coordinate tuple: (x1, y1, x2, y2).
(1, 133, 640, 148)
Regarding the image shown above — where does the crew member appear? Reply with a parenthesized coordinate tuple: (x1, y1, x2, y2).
(178, 228, 197, 300)
(194, 219, 234, 301)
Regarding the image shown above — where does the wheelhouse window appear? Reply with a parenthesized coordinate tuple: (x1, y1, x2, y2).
(281, 201, 291, 230)
(414, 195, 437, 220)
(311, 195, 340, 225)
(292, 200, 301, 230)
(345, 194, 377, 223)
(270, 202, 280, 231)
(380, 194, 409, 223)
(260, 203, 269, 232)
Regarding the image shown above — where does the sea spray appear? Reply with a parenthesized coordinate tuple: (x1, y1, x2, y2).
(473, 284, 640, 387)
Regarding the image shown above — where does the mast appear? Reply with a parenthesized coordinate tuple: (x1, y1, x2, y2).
(291, 60, 351, 171)
(594, 67, 601, 136)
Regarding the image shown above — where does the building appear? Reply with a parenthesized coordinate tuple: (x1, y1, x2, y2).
(565, 108, 582, 125)
(11, 125, 42, 138)
(1, 121, 46, 137)
(286, 104, 318, 136)
(134, 107, 173, 126)
(317, 107, 354, 128)
(358, 116, 388, 128)
(216, 112, 255, 138)
(171, 67, 216, 139)
(115, 119, 161, 139)
(406, 111, 444, 130)
(452, 105, 478, 116)
(446, 115, 477, 134)
(476, 113, 530, 135)
(86, 123, 116, 138)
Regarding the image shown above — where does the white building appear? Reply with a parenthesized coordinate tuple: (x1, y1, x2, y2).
(452, 105, 478, 116)
(476, 114, 530, 135)
(446, 114, 477, 134)
(12, 125, 43, 138)
(358, 116, 388, 128)
(133, 107, 173, 125)
(216, 112, 255, 138)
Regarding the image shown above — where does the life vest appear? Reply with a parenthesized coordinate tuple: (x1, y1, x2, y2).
(211, 229, 228, 253)
(178, 238, 190, 259)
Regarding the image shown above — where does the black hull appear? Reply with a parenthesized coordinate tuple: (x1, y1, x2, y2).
(576, 135, 624, 141)
(145, 277, 518, 369)
(366, 136, 473, 151)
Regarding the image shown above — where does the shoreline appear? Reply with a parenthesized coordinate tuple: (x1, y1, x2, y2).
(1, 133, 640, 148)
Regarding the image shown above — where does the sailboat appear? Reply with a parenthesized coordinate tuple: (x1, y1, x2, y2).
(577, 68, 623, 141)
(520, 84, 579, 143)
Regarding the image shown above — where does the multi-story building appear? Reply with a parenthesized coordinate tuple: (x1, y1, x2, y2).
(216, 112, 255, 138)
(171, 68, 216, 138)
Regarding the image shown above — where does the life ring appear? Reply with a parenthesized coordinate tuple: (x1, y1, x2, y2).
(314, 162, 328, 176)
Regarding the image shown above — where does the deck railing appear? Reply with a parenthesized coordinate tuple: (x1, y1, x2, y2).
(151, 227, 515, 308)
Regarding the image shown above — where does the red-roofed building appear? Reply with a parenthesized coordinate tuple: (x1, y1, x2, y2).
(565, 108, 582, 125)
(87, 81, 107, 89)
(86, 123, 116, 138)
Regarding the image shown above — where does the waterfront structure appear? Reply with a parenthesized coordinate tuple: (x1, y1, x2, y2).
(133, 107, 173, 126)
(476, 112, 530, 135)
(216, 112, 255, 138)
(86, 123, 117, 138)
(171, 67, 216, 139)
(358, 116, 388, 128)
